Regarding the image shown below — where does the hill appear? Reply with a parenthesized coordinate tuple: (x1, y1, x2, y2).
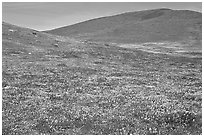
(2, 22, 202, 135)
(2, 21, 81, 58)
(45, 8, 201, 44)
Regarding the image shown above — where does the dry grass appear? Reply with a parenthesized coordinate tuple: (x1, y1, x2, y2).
(2, 22, 202, 135)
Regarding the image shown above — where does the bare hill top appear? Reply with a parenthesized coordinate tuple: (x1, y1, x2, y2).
(45, 8, 201, 44)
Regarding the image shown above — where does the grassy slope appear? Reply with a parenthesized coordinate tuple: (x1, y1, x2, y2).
(45, 9, 201, 44)
(2, 22, 202, 135)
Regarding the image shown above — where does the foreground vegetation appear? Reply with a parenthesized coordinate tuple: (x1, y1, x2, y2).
(2, 24, 202, 134)
(2, 41, 202, 135)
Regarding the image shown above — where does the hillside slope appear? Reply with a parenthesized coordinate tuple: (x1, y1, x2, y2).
(45, 8, 201, 44)
(2, 22, 82, 57)
(2, 22, 202, 135)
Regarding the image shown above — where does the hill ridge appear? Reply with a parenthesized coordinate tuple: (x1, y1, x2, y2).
(45, 8, 201, 44)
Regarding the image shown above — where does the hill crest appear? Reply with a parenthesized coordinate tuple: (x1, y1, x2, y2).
(45, 8, 201, 44)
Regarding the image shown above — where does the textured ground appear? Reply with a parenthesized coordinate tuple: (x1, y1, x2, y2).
(2, 22, 202, 135)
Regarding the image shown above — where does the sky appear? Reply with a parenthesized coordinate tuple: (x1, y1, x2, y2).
(2, 2, 202, 31)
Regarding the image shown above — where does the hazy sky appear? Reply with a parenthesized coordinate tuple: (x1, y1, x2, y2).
(2, 2, 202, 31)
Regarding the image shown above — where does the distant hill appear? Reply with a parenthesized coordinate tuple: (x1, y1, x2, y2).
(45, 8, 202, 44)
